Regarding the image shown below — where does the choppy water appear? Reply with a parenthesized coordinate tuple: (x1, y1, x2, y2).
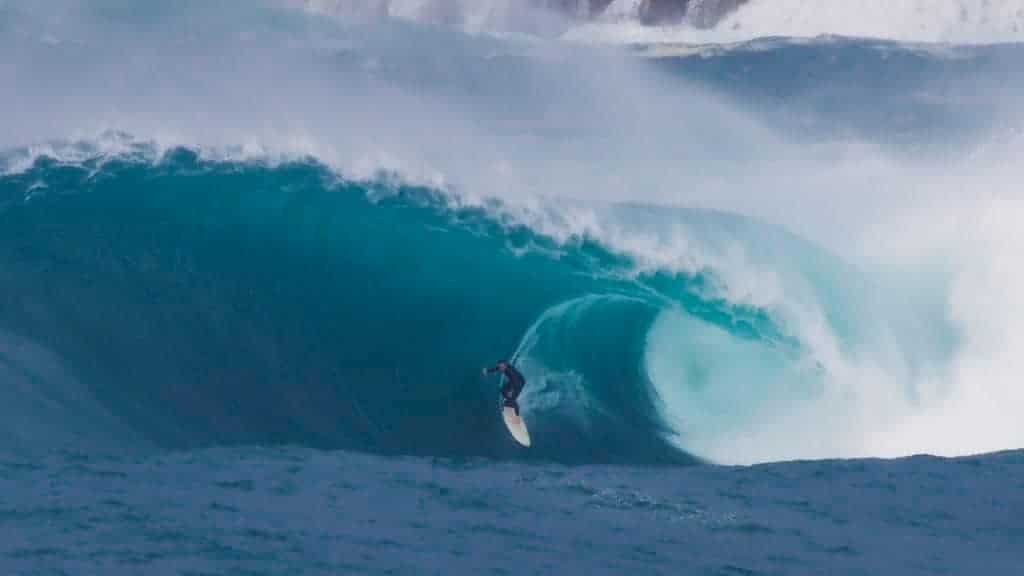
(5, 447, 1022, 575)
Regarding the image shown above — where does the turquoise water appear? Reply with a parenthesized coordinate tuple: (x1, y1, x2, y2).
(0, 152, 829, 464)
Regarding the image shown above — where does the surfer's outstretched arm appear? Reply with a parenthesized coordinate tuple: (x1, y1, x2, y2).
(482, 361, 509, 376)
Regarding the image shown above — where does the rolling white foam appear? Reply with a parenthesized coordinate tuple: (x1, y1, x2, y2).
(719, 0, 1024, 45)
(563, 0, 1024, 46)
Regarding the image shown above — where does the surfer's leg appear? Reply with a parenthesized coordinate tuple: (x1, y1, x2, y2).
(501, 396, 520, 416)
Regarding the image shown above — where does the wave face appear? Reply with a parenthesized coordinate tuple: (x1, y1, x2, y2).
(0, 148, 964, 465)
(0, 150, 835, 464)
(2, 0, 1024, 466)
(0, 153, 741, 463)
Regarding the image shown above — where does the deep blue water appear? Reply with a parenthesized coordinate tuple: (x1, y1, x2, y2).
(3, 447, 1022, 574)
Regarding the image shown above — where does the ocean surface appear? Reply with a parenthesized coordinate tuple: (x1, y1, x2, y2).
(3, 447, 1022, 574)
(3, 1, 1024, 574)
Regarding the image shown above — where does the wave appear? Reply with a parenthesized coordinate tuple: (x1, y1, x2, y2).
(2, 1, 1024, 466)
(3, 149, 811, 464)
(0, 151, 706, 463)
(0, 147, 981, 466)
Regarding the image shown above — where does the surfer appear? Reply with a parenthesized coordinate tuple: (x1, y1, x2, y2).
(482, 360, 525, 416)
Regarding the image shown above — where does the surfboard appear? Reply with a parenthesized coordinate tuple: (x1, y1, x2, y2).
(502, 405, 531, 447)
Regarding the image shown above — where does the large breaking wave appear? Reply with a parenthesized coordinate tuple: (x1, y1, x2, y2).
(0, 149, 822, 464)
(0, 145, 983, 465)
(2, 0, 1024, 466)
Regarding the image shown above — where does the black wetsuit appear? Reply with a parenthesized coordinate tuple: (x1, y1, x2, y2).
(484, 361, 525, 415)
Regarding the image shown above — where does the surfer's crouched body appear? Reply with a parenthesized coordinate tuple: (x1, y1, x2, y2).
(483, 361, 525, 415)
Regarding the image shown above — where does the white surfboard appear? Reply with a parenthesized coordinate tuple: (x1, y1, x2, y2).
(502, 405, 531, 447)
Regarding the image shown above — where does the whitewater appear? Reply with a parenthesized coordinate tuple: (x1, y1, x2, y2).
(2, 0, 1023, 574)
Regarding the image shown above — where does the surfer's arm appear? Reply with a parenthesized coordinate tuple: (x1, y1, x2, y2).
(482, 363, 507, 376)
